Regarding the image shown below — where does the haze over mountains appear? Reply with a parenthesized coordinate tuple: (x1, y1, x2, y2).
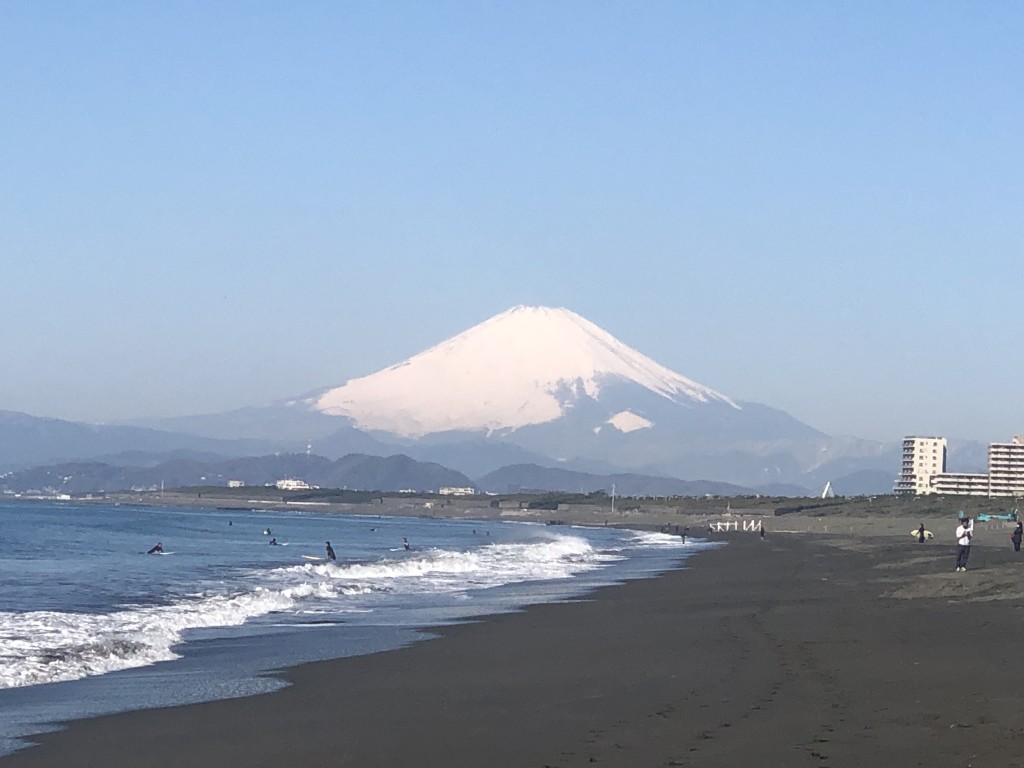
(2, 306, 933, 495)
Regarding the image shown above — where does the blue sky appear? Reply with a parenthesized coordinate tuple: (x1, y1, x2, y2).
(2, 1, 1021, 442)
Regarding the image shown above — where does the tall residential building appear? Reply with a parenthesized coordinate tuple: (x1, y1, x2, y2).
(894, 436, 947, 495)
(989, 436, 1024, 497)
(897, 434, 1024, 497)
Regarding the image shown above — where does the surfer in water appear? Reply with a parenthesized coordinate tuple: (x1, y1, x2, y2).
(147, 542, 164, 554)
(325, 541, 336, 561)
(269, 537, 278, 546)
(403, 537, 410, 551)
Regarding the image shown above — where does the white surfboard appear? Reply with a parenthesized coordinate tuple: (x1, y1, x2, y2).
(301, 555, 323, 561)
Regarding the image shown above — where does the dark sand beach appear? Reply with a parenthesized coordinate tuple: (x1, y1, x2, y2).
(5, 530, 1024, 768)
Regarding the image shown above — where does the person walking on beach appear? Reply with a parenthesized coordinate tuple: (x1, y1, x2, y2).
(325, 541, 336, 561)
(1011, 522, 1023, 553)
(759, 521, 765, 540)
(955, 516, 973, 571)
(918, 524, 927, 543)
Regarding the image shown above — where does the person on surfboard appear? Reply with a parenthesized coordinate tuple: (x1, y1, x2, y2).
(325, 541, 336, 561)
(147, 542, 164, 554)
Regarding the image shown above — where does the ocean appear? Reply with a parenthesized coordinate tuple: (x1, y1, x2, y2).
(0, 499, 709, 756)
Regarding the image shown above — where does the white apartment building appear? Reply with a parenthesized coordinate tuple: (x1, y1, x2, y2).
(898, 434, 1024, 498)
(894, 436, 947, 495)
(929, 472, 989, 496)
(989, 436, 1024, 497)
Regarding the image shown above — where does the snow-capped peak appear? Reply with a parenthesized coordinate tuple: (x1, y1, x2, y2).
(313, 305, 738, 437)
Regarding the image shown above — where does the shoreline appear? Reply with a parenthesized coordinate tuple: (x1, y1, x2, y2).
(5, 529, 1024, 766)
(0, 509, 698, 760)
(15, 489, 1017, 541)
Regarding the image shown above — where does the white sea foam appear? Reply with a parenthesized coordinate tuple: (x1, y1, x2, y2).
(627, 531, 688, 548)
(284, 535, 621, 596)
(0, 533, 623, 690)
(0, 585, 311, 689)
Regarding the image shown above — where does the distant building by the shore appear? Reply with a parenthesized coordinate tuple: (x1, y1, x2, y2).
(896, 434, 1024, 498)
(439, 486, 476, 496)
(276, 478, 313, 491)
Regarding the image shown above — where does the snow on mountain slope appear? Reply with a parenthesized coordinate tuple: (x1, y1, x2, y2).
(605, 411, 654, 433)
(313, 306, 738, 438)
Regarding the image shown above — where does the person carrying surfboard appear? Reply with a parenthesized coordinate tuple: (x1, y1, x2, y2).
(325, 541, 336, 561)
(917, 524, 926, 543)
(955, 517, 973, 572)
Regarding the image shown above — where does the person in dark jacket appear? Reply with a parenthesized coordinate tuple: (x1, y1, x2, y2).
(918, 524, 927, 543)
(325, 541, 336, 561)
(1011, 523, 1022, 553)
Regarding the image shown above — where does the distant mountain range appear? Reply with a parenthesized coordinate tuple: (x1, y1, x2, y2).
(475, 463, 754, 497)
(1, 454, 473, 496)
(0, 450, 897, 498)
(0, 410, 279, 470)
(3, 306, 979, 496)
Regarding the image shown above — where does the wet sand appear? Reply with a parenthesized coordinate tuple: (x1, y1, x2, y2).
(4, 531, 1024, 768)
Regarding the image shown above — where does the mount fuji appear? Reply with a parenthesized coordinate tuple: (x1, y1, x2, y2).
(312, 306, 740, 437)
(290, 305, 878, 484)
(117, 305, 896, 491)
